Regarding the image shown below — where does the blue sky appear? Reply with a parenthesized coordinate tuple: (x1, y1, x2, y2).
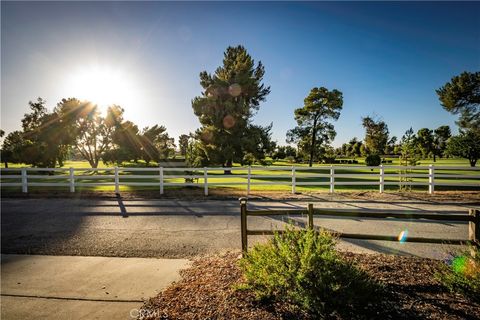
(1, 1, 479, 147)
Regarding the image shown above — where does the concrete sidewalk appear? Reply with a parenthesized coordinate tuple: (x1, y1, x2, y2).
(1, 254, 189, 320)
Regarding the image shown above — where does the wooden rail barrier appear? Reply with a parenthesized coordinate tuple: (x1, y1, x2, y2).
(239, 197, 479, 254)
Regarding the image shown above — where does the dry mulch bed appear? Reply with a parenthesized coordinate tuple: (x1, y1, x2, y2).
(139, 252, 480, 320)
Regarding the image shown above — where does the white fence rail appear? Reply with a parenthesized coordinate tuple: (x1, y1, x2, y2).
(1, 165, 479, 195)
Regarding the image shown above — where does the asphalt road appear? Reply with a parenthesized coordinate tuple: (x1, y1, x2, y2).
(1, 196, 475, 259)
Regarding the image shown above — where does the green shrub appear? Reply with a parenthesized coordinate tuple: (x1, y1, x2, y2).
(436, 246, 480, 302)
(285, 155, 295, 163)
(238, 226, 380, 316)
(243, 153, 256, 166)
(365, 154, 381, 166)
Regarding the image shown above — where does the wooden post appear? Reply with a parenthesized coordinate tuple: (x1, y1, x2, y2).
(308, 203, 314, 229)
(114, 166, 119, 194)
(329, 165, 334, 193)
(159, 166, 164, 195)
(247, 166, 251, 196)
(469, 209, 480, 246)
(21, 168, 27, 193)
(379, 165, 385, 193)
(291, 166, 296, 194)
(69, 167, 75, 193)
(428, 165, 435, 194)
(240, 197, 248, 255)
(204, 167, 208, 196)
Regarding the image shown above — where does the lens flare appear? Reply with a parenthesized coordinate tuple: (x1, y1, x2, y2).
(398, 230, 408, 243)
(228, 83, 242, 97)
(452, 256, 467, 274)
(223, 115, 236, 129)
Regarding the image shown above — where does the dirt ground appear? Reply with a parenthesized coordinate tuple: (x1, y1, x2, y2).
(3, 189, 480, 203)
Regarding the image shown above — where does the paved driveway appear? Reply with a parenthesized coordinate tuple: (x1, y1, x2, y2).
(1, 197, 475, 259)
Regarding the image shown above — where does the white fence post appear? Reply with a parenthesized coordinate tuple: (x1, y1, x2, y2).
(428, 164, 435, 194)
(114, 166, 119, 194)
(291, 166, 296, 194)
(247, 166, 251, 195)
(204, 167, 208, 196)
(159, 166, 164, 195)
(329, 165, 334, 193)
(379, 165, 385, 193)
(69, 167, 75, 193)
(21, 168, 28, 193)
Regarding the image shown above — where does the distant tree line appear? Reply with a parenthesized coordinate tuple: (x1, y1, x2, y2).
(1, 98, 175, 168)
(1, 45, 478, 169)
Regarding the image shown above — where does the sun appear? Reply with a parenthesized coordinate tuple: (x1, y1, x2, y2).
(65, 65, 133, 112)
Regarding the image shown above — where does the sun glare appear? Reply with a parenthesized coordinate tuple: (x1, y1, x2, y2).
(65, 65, 134, 112)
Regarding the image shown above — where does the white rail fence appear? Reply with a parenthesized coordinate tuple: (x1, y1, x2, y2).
(1, 165, 479, 195)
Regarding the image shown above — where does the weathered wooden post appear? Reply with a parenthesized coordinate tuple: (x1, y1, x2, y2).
(240, 197, 248, 255)
(308, 203, 314, 230)
(469, 209, 480, 247)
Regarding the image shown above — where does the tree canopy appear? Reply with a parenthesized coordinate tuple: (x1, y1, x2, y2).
(191, 45, 273, 170)
(287, 87, 343, 166)
(361, 116, 389, 156)
(2, 98, 71, 167)
(437, 71, 480, 131)
(446, 130, 480, 167)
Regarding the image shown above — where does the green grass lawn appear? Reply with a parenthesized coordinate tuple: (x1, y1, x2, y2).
(1, 158, 479, 193)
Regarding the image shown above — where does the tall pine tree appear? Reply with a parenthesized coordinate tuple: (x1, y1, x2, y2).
(191, 45, 271, 172)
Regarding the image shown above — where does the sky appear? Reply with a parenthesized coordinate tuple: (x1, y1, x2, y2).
(1, 1, 479, 147)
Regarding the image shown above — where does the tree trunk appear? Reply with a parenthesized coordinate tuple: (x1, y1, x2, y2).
(469, 158, 477, 167)
(224, 159, 232, 175)
(89, 159, 98, 169)
(308, 119, 318, 167)
(433, 153, 436, 162)
(4, 161, 8, 168)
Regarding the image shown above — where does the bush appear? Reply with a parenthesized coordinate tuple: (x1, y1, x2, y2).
(239, 226, 380, 316)
(365, 154, 381, 166)
(285, 155, 295, 163)
(436, 246, 480, 302)
(243, 153, 256, 166)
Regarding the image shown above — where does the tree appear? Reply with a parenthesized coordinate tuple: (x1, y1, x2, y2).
(399, 128, 420, 166)
(446, 130, 480, 167)
(9, 98, 72, 168)
(287, 87, 343, 167)
(103, 114, 142, 165)
(272, 146, 287, 160)
(55, 98, 115, 168)
(416, 128, 434, 159)
(433, 125, 451, 162)
(241, 123, 275, 165)
(1, 131, 26, 168)
(140, 125, 175, 164)
(361, 116, 389, 156)
(178, 134, 189, 157)
(437, 71, 480, 130)
(191, 45, 271, 172)
(399, 128, 421, 191)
